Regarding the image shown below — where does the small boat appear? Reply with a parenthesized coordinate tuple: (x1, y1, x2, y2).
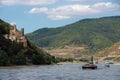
(105, 60, 110, 67)
(82, 63, 97, 69)
(105, 64, 110, 67)
(82, 56, 97, 69)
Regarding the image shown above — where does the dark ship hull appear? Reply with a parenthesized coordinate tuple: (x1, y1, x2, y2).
(82, 64, 97, 69)
(82, 56, 97, 69)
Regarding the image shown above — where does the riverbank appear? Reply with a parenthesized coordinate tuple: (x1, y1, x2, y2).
(0, 61, 119, 69)
(0, 62, 84, 69)
(0, 65, 40, 69)
(113, 62, 120, 65)
(57, 61, 86, 65)
(0, 64, 56, 69)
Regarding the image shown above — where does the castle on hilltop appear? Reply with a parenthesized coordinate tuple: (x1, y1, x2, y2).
(4, 24, 27, 47)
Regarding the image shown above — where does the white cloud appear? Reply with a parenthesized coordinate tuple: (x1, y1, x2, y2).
(1, 0, 57, 5)
(48, 15, 70, 20)
(91, 2, 120, 11)
(29, 7, 48, 13)
(28, 2, 120, 20)
(66, 0, 93, 2)
(10, 22, 16, 25)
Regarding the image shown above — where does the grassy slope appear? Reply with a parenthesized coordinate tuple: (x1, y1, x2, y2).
(27, 16, 120, 54)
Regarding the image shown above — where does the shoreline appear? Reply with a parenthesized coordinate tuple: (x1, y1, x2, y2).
(57, 61, 86, 65)
(0, 62, 85, 69)
(113, 62, 120, 65)
(0, 65, 39, 69)
(0, 62, 120, 69)
(0, 64, 55, 69)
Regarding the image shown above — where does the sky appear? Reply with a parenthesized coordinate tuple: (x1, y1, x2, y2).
(0, 0, 120, 34)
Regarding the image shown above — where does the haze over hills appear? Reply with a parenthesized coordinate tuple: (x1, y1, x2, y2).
(27, 16, 120, 54)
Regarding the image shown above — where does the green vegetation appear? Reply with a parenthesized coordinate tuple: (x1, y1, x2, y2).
(10, 52, 26, 65)
(104, 57, 115, 60)
(55, 57, 74, 63)
(98, 41, 120, 62)
(79, 58, 89, 62)
(113, 57, 120, 62)
(27, 16, 120, 54)
(0, 19, 57, 66)
(0, 19, 9, 35)
(32, 53, 55, 65)
(0, 50, 9, 66)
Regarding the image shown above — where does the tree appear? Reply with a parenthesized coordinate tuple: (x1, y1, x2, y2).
(0, 50, 9, 66)
(11, 52, 26, 65)
(32, 53, 45, 65)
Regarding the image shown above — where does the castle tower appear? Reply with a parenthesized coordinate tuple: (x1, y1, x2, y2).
(10, 24, 16, 34)
(12, 24, 17, 31)
(13, 24, 16, 29)
(4, 24, 27, 47)
(21, 28, 24, 35)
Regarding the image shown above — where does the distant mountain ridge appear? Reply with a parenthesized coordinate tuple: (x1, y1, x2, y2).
(27, 16, 120, 54)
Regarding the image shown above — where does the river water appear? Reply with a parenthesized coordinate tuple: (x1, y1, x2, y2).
(0, 64, 120, 80)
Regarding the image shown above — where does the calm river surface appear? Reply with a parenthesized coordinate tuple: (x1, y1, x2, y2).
(0, 64, 120, 80)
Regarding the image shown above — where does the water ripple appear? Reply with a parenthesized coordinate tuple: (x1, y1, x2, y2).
(0, 64, 120, 80)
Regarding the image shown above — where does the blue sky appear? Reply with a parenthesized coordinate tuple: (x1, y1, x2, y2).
(0, 0, 120, 33)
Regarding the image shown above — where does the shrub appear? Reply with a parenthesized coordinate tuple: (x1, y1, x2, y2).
(79, 58, 89, 62)
(32, 53, 45, 65)
(11, 52, 26, 65)
(0, 50, 9, 66)
(104, 57, 115, 60)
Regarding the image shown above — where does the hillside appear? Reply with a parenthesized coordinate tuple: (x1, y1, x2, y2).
(0, 19, 56, 66)
(98, 41, 120, 62)
(27, 16, 120, 55)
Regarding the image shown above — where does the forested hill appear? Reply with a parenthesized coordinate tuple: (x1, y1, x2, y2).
(0, 19, 56, 66)
(27, 16, 120, 53)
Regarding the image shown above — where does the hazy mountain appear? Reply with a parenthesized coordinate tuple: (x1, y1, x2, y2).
(27, 16, 120, 54)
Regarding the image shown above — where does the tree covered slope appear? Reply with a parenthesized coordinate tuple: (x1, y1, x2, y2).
(0, 19, 56, 66)
(27, 16, 120, 53)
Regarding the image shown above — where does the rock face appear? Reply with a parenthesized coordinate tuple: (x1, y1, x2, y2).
(4, 24, 27, 47)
